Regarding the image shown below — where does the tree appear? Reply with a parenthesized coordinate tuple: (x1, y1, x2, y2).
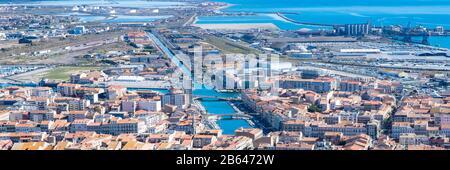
(308, 104, 322, 113)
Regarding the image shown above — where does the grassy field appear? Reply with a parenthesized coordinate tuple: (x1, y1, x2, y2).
(204, 36, 261, 54)
(43, 66, 105, 81)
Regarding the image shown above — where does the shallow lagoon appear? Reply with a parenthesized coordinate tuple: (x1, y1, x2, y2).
(103, 15, 172, 23)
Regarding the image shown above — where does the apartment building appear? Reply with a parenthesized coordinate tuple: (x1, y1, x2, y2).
(278, 76, 337, 93)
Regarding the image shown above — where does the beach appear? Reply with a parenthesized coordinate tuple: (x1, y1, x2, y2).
(214, 3, 236, 11)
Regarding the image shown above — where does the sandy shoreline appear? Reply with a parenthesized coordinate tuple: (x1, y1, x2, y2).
(192, 23, 279, 30)
(214, 3, 236, 11)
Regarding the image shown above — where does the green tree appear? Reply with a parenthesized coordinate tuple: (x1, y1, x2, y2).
(308, 104, 322, 113)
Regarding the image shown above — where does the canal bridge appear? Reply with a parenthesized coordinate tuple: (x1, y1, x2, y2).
(193, 96, 241, 101)
(205, 113, 253, 119)
(147, 31, 255, 128)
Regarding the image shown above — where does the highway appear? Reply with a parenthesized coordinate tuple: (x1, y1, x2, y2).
(3, 67, 53, 83)
(183, 13, 197, 27)
(45, 38, 118, 56)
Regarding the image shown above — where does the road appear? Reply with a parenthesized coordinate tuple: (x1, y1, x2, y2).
(317, 60, 450, 72)
(5, 67, 54, 82)
(146, 31, 212, 90)
(43, 38, 118, 56)
(183, 13, 197, 27)
(298, 65, 375, 80)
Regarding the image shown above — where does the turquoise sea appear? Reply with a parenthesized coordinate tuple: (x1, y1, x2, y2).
(216, 0, 450, 28)
(412, 36, 450, 49)
(198, 0, 450, 48)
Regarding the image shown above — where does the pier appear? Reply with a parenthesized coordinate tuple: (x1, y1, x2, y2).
(276, 12, 370, 28)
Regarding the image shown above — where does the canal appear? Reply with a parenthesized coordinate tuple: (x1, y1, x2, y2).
(197, 95, 254, 135)
(130, 87, 254, 135)
(145, 32, 255, 135)
(1, 31, 256, 135)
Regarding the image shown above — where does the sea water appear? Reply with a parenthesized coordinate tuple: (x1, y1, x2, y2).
(212, 0, 450, 28)
(200, 0, 450, 48)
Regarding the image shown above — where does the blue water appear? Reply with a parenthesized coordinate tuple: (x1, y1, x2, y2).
(127, 87, 240, 99)
(196, 89, 251, 134)
(198, 0, 450, 48)
(196, 14, 325, 30)
(78, 15, 107, 22)
(193, 88, 239, 98)
(148, 31, 254, 133)
(103, 15, 171, 23)
(193, 87, 251, 133)
(0, 82, 37, 88)
(414, 36, 450, 49)
(210, 0, 450, 29)
(0, 83, 15, 88)
(200, 100, 235, 115)
(217, 119, 252, 134)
